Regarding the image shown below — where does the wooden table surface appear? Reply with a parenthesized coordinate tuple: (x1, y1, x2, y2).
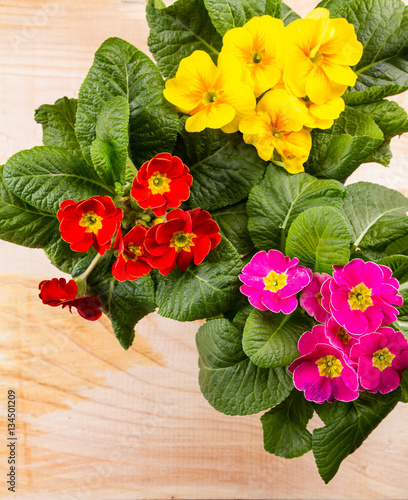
(1, 1, 408, 499)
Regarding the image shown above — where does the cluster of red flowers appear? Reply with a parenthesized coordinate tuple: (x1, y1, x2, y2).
(40, 153, 221, 319)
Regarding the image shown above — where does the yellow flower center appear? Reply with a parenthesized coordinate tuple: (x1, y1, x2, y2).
(123, 244, 143, 262)
(316, 355, 343, 379)
(203, 90, 219, 105)
(264, 271, 287, 292)
(170, 231, 196, 253)
(79, 211, 103, 234)
(252, 51, 263, 64)
(348, 283, 373, 312)
(337, 327, 351, 345)
(372, 348, 395, 372)
(148, 172, 171, 195)
(310, 50, 323, 65)
(315, 292, 323, 306)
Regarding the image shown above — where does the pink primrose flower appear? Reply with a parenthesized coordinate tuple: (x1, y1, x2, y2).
(328, 259, 403, 335)
(300, 272, 331, 322)
(325, 316, 358, 358)
(239, 250, 312, 314)
(288, 335, 359, 403)
(350, 327, 408, 394)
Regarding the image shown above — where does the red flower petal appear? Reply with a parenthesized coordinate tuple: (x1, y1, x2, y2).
(177, 249, 194, 271)
(192, 235, 212, 265)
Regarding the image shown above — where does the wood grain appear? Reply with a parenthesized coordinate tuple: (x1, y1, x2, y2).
(1, 1, 408, 499)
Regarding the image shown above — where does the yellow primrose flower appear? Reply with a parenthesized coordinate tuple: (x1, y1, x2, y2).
(303, 96, 345, 129)
(221, 15, 285, 97)
(163, 50, 256, 133)
(239, 89, 312, 173)
(282, 8, 363, 104)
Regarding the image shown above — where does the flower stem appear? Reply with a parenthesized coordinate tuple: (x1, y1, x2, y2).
(74, 252, 103, 296)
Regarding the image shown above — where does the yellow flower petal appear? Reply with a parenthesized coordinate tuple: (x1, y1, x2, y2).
(243, 133, 274, 161)
(185, 103, 235, 132)
(283, 47, 314, 97)
(251, 63, 281, 96)
(321, 18, 363, 66)
(305, 66, 347, 104)
(305, 7, 330, 21)
(163, 78, 203, 112)
(309, 96, 345, 120)
(323, 60, 358, 86)
(239, 112, 270, 135)
(222, 27, 254, 65)
(257, 89, 308, 132)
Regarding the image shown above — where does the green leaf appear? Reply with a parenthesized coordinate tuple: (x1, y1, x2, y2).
(265, 0, 281, 18)
(387, 234, 408, 256)
(312, 390, 400, 483)
(71, 251, 113, 286)
(203, 0, 246, 36)
(44, 234, 84, 274)
(174, 127, 266, 210)
(146, 0, 222, 79)
(76, 37, 178, 168)
(365, 139, 392, 167)
(281, 2, 300, 25)
(306, 107, 383, 182)
(247, 166, 346, 251)
(261, 390, 314, 458)
(90, 273, 156, 350)
(341, 182, 408, 252)
(285, 207, 351, 273)
(318, 0, 408, 103)
(196, 318, 293, 415)
(400, 371, 408, 402)
(34, 97, 83, 159)
(0, 165, 58, 248)
(156, 237, 242, 321)
(174, 129, 266, 210)
(243, 309, 312, 368)
(211, 201, 254, 255)
(378, 255, 408, 319)
(3, 146, 113, 214)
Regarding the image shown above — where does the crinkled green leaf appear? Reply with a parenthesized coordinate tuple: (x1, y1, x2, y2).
(211, 201, 254, 255)
(156, 237, 242, 321)
(0, 165, 58, 248)
(312, 390, 400, 483)
(146, 0, 222, 79)
(196, 318, 293, 415)
(265, 0, 281, 18)
(378, 255, 408, 319)
(387, 234, 408, 256)
(306, 107, 383, 182)
(34, 97, 83, 159)
(44, 234, 85, 274)
(281, 2, 300, 24)
(318, 0, 408, 103)
(285, 207, 351, 273)
(239, 0, 281, 18)
(243, 309, 312, 368)
(90, 96, 130, 186)
(90, 273, 156, 350)
(3, 146, 113, 214)
(400, 371, 408, 402)
(341, 182, 408, 253)
(365, 139, 392, 167)
(204, 0, 246, 36)
(261, 390, 314, 458)
(76, 37, 178, 168)
(247, 166, 346, 251)
(175, 127, 266, 210)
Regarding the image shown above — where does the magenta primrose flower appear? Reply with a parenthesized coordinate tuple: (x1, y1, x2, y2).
(288, 325, 359, 403)
(326, 259, 403, 335)
(239, 250, 312, 314)
(300, 272, 331, 323)
(350, 327, 408, 394)
(325, 316, 358, 358)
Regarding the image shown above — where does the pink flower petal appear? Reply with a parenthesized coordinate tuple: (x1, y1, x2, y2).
(378, 368, 401, 394)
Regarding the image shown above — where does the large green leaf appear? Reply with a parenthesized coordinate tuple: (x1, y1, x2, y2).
(312, 390, 400, 483)
(247, 166, 346, 251)
(156, 237, 242, 321)
(318, 0, 408, 103)
(34, 97, 83, 159)
(378, 255, 408, 319)
(243, 309, 312, 368)
(261, 390, 314, 458)
(3, 146, 113, 214)
(44, 233, 85, 274)
(90, 273, 156, 350)
(0, 165, 58, 248)
(281, 2, 300, 24)
(306, 107, 383, 182)
(203, 0, 246, 36)
(341, 182, 408, 252)
(351, 100, 408, 166)
(175, 127, 266, 210)
(146, 0, 222, 79)
(76, 37, 178, 168)
(239, 0, 281, 18)
(90, 96, 130, 185)
(211, 201, 254, 255)
(286, 207, 351, 273)
(196, 318, 293, 415)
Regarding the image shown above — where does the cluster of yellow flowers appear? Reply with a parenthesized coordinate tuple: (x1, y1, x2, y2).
(163, 8, 363, 174)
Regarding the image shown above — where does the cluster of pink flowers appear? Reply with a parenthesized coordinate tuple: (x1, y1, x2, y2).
(240, 253, 408, 403)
